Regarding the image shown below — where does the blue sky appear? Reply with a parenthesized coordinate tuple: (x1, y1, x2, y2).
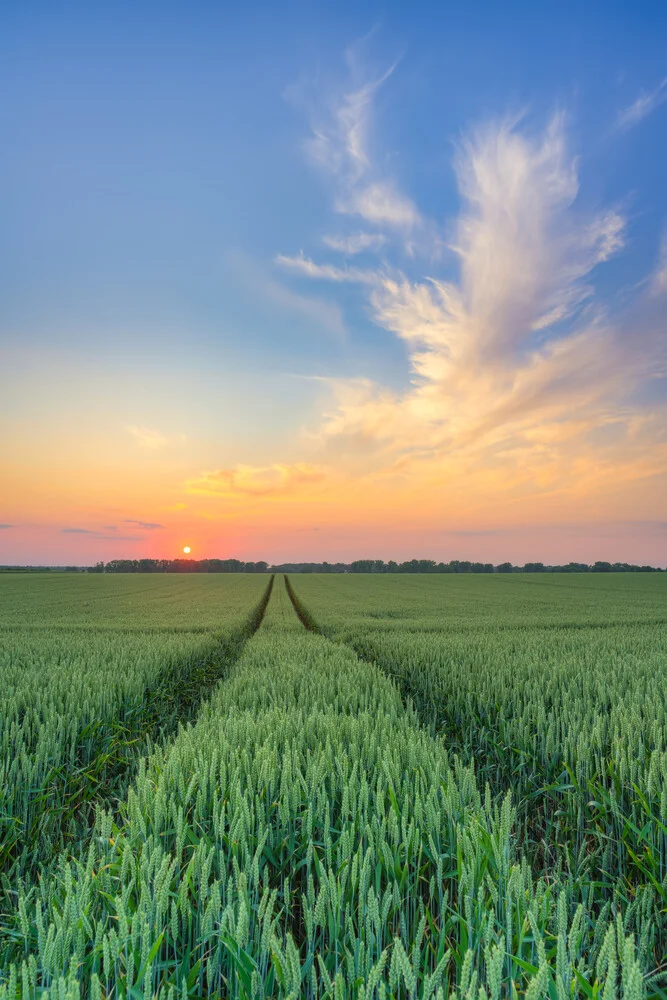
(1, 0, 666, 564)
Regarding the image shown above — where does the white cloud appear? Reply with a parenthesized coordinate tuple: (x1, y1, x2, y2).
(279, 115, 667, 505)
(323, 232, 387, 254)
(417, 115, 625, 362)
(303, 64, 394, 179)
(288, 115, 627, 363)
(617, 78, 667, 129)
(336, 180, 420, 229)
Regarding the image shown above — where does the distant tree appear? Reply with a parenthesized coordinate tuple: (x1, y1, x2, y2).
(399, 559, 438, 573)
(351, 560, 376, 573)
(106, 559, 139, 573)
(138, 559, 159, 573)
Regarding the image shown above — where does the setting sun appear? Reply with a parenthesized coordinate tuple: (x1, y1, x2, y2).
(183, 546, 191, 554)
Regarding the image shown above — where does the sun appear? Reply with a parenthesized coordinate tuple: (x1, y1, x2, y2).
(183, 546, 191, 554)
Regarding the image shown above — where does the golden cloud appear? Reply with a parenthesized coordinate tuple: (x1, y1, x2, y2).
(186, 463, 327, 498)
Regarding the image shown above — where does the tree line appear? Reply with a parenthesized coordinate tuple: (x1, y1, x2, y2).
(91, 559, 270, 573)
(339, 559, 662, 574)
(2, 558, 659, 573)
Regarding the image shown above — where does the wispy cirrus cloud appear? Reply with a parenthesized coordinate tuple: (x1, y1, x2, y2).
(617, 77, 667, 129)
(275, 107, 667, 514)
(0, 524, 13, 529)
(124, 519, 164, 530)
(276, 251, 374, 284)
(293, 47, 420, 236)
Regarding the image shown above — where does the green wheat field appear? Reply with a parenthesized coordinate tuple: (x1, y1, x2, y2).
(1, 572, 666, 1000)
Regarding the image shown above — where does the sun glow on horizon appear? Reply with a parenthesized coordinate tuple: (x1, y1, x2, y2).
(183, 546, 191, 554)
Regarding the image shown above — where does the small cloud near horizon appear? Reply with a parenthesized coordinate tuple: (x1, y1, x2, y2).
(0, 524, 13, 529)
(61, 527, 140, 541)
(124, 519, 165, 530)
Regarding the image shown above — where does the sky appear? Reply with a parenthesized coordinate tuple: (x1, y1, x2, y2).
(1, 0, 666, 566)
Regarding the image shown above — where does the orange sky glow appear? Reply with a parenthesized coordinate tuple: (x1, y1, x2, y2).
(1, 34, 666, 566)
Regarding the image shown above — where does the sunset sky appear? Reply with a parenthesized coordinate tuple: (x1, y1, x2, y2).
(1, 1, 666, 565)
